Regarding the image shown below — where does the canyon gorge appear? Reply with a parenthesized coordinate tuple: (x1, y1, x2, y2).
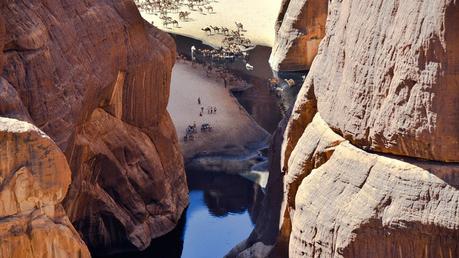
(1, 0, 458, 257)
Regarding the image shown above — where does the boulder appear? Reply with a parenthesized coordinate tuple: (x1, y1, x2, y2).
(0, 117, 90, 258)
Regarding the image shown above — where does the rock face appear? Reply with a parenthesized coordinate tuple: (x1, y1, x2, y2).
(1, 0, 188, 254)
(0, 117, 90, 258)
(269, 0, 328, 71)
(228, 0, 459, 257)
(300, 0, 459, 162)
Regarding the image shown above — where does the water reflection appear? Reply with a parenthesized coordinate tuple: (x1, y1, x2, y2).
(182, 170, 264, 258)
(97, 170, 264, 258)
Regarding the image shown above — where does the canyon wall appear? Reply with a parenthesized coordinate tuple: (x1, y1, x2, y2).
(0, 118, 90, 258)
(269, 0, 328, 71)
(1, 0, 187, 255)
(229, 0, 459, 257)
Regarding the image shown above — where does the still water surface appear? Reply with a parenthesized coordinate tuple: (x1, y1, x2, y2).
(101, 170, 263, 258)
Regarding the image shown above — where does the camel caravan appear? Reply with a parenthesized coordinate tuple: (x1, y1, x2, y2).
(194, 21, 255, 70)
(134, 0, 216, 29)
(135, 0, 256, 71)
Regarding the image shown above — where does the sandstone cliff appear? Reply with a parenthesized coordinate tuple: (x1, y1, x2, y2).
(229, 0, 459, 257)
(0, 117, 90, 258)
(1, 0, 187, 254)
(269, 0, 328, 71)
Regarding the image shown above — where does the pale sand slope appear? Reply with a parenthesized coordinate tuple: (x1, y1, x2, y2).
(140, 0, 282, 47)
(167, 61, 270, 160)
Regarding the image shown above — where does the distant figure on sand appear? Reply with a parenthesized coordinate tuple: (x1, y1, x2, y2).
(198, 97, 201, 105)
(191, 45, 196, 66)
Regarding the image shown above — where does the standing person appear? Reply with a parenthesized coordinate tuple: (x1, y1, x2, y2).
(191, 45, 196, 67)
(201, 106, 204, 113)
(198, 97, 201, 105)
(224, 77, 227, 88)
(214, 107, 217, 114)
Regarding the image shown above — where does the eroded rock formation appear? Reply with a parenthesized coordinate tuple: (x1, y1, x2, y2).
(229, 0, 459, 257)
(0, 117, 90, 258)
(269, 0, 328, 71)
(1, 0, 187, 254)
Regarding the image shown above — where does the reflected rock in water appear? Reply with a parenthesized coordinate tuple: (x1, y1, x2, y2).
(188, 170, 263, 221)
(95, 214, 186, 258)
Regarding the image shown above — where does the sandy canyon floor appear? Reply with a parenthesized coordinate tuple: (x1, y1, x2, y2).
(140, 0, 282, 47)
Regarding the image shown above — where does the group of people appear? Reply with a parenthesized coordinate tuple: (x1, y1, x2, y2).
(197, 97, 218, 117)
(182, 97, 215, 142)
(206, 106, 217, 114)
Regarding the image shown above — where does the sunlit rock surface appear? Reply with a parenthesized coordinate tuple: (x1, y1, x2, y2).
(229, 0, 459, 257)
(269, 0, 328, 71)
(295, 0, 459, 162)
(0, 117, 90, 258)
(1, 0, 188, 253)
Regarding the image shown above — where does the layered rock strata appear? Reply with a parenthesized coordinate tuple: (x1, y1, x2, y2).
(229, 0, 459, 257)
(0, 117, 90, 258)
(1, 0, 187, 254)
(269, 0, 328, 71)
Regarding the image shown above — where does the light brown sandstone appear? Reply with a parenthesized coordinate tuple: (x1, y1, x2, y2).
(285, 115, 459, 258)
(228, 0, 459, 257)
(295, 0, 459, 162)
(269, 0, 328, 71)
(0, 117, 90, 258)
(1, 0, 188, 253)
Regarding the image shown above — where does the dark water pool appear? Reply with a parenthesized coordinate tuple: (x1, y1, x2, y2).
(100, 170, 263, 258)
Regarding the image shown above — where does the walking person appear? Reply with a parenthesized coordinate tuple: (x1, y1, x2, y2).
(198, 97, 201, 105)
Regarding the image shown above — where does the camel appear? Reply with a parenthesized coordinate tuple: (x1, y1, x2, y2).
(210, 26, 220, 34)
(179, 11, 190, 20)
(235, 22, 244, 31)
(171, 20, 179, 27)
(205, 6, 213, 13)
(221, 27, 229, 35)
(201, 27, 212, 35)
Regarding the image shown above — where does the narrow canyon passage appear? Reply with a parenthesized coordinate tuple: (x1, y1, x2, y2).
(99, 32, 302, 257)
(1, 0, 458, 258)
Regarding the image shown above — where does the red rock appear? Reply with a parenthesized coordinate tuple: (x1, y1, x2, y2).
(0, 117, 90, 258)
(270, 0, 328, 71)
(1, 0, 188, 253)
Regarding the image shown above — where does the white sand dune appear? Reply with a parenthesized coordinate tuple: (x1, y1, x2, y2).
(167, 60, 269, 160)
(140, 0, 282, 47)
